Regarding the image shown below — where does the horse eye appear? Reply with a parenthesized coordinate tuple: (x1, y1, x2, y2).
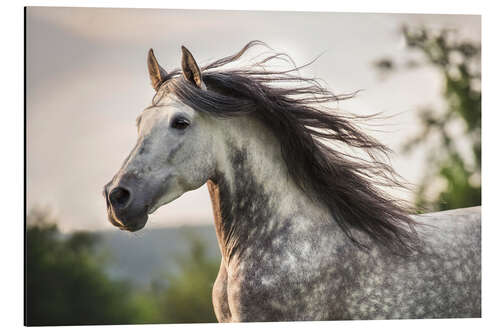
(171, 117, 190, 130)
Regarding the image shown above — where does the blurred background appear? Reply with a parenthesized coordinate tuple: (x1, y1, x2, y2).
(26, 7, 480, 325)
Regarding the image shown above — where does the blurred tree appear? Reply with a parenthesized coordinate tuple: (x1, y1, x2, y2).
(26, 208, 139, 326)
(153, 230, 220, 323)
(374, 25, 481, 211)
(26, 207, 221, 325)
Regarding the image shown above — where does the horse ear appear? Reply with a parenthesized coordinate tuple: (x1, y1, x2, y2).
(181, 46, 203, 88)
(147, 49, 168, 91)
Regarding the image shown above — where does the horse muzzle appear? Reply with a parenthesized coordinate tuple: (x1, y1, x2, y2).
(103, 175, 150, 232)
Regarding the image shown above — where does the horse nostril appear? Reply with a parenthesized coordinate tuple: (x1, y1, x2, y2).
(109, 187, 131, 209)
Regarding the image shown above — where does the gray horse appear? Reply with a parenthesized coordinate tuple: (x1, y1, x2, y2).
(103, 41, 481, 322)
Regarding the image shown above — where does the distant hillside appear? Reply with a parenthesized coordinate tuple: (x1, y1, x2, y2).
(96, 224, 220, 287)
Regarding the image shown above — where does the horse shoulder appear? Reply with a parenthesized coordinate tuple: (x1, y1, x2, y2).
(224, 221, 351, 321)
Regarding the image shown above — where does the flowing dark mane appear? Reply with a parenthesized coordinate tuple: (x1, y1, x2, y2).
(155, 41, 419, 253)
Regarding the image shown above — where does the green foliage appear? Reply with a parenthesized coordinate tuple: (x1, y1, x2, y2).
(374, 26, 481, 211)
(152, 230, 220, 323)
(26, 208, 139, 326)
(26, 208, 220, 325)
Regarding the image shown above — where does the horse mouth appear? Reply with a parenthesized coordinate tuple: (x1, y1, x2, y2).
(119, 219, 147, 232)
(108, 209, 149, 232)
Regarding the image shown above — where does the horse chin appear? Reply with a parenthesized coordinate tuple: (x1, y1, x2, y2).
(119, 213, 148, 232)
(122, 220, 147, 232)
(107, 206, 149, 232)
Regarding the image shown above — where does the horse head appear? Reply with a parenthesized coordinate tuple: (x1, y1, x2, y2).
(103, 47, 217, 231)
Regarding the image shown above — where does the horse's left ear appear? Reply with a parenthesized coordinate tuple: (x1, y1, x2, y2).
(181, 46, 203, 88)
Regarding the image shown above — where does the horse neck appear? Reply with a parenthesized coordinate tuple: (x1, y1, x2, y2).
(207, 116, 328, 263)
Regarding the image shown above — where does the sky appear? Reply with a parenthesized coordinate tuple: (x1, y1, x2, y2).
(26, 7, 480, 232)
